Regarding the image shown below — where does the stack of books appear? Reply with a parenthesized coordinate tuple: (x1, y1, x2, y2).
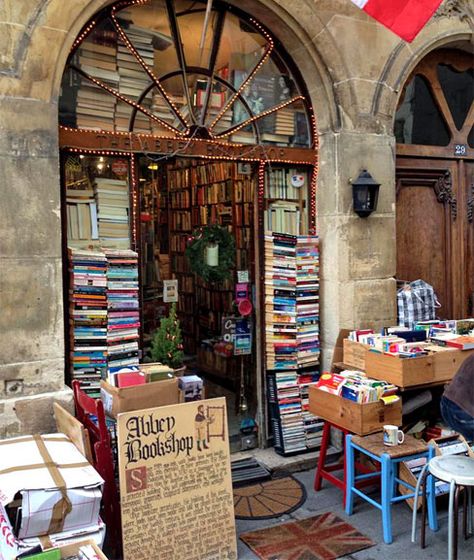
(264, 233, 297, 370)
(69, 249, 108, 397)
(296, 236, 320, 367)
(94, 177, 131, 249)
(115, 17, 157, 133)
(265, 233, 321, 455)
(66, 180, 99, 249)
(105, 250, 140, 383)
(274, 109, 295, 136)
(76, 39, 118, 131)
(151, 92, 186, 133)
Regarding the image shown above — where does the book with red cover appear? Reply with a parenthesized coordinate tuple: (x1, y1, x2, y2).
(116, 371, 146, 388)
(446, 336, 474, 350)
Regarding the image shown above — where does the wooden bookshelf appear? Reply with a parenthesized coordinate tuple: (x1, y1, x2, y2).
(166, 160, 255, 370)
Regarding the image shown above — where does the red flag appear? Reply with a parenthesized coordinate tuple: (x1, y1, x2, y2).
(351, 0, 443, 42)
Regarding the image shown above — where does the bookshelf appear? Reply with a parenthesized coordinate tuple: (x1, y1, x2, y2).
(64, 155, 132, 252)
(264, 167, 309, 236)
(166, 160, 256, 373)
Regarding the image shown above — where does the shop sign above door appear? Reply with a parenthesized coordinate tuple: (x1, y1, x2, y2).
(59, 127, 316, 164)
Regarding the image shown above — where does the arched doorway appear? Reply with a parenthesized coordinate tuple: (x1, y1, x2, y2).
(58, 0, 319, 452)
(395, 48, 474, 319)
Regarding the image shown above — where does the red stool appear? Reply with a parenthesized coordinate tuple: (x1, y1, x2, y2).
(314, 421, 379, 504)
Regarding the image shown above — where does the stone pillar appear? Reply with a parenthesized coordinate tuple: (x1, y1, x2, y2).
(0, 97, 73, 438)
(317, 129, 397, 369)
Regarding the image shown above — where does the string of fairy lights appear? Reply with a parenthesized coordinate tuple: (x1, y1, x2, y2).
(62, 0, 319, 234)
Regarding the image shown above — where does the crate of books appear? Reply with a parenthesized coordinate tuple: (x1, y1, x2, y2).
(365, 348, 474, 388)
(308, 372, 402, 436)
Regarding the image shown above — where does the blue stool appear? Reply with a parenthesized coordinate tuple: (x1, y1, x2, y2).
(345, 433, 438, 544)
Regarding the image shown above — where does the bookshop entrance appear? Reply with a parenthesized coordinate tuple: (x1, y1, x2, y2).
(139, 157, 259, 444)
(59, 0, 320, 452)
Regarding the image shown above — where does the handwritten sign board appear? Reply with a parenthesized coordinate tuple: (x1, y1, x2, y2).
(117, 398, 237, 560)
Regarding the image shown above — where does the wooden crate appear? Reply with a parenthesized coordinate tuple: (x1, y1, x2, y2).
(308, 385, 402, 436)
(365, 348, 474, 388)
(342, 339, 369, 371)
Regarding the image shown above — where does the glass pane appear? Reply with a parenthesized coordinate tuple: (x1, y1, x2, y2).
(216, 11, 267, 84)
(117, 2, 179, 77)
(395, 75, 450, 146)
(176, 5, 218, 70)
(438, 63, 474, 131)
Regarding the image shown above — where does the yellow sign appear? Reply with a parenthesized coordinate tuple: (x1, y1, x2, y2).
(117, 398, 237, 559)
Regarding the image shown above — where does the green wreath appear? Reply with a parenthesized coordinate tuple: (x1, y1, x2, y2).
(185, 224, 235, 283)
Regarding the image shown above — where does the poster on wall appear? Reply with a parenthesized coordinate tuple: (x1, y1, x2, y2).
(163, 279, 178, 302)
(117, 398, 237, 560)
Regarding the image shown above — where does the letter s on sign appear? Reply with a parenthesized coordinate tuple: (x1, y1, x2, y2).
(126, 466, 148, 493)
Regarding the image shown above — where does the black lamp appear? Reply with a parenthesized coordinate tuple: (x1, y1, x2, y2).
(351, 169, 380, 218)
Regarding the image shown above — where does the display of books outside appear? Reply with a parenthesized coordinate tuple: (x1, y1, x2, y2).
(265, 233, 322, 455)
(398, 434, 474, 510)
(342, 321, 474, 388)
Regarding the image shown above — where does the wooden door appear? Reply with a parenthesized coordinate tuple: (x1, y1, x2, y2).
(396, 159, 468, 318)
(395, 49, 473, 319)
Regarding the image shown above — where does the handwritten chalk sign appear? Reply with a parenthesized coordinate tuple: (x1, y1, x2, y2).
(117, 398, 237, 560)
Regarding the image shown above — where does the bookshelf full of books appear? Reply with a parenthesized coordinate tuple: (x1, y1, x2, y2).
(264, 233, 322, 455)
(166, 160, 255, 362)
(64, 154, 132, 252)
(68, 249, 108, 398)
(264, 167, 309, 236)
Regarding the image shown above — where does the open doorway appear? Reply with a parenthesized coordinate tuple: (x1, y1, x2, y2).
(138, 157, 258, 449)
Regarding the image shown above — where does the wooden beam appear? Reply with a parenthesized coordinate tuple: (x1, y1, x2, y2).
(58, 127, 316, 164)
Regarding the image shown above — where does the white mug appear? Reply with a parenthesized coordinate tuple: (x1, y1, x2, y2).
(383, 425, 405, 446)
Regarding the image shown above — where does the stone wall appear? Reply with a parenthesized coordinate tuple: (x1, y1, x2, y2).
(0, 0, 471, 435)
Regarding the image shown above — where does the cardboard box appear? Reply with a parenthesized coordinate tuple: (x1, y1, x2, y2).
(0, 434, 103, 543)
(0, 512, 105, 560)
(365, 348, 474, 388)
(54, 538, 108, 559)
(308, 385, 402, 436)
(343, 339, 369, 371)
(100, 377, 179, 418)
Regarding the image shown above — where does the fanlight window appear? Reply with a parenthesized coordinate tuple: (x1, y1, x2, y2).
(395, 50, 473, 148)
(59, 0, 312, 147)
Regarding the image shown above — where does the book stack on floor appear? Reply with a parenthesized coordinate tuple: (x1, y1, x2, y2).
(105, 249, 140, 384)
(296, 236, 320, 368)
(94, 177, 131, 249)
(69, 249, 108, 397)
(264, 232, 322, 456)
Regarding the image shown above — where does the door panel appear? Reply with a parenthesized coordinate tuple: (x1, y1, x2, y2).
(396, 158, 472, 319)
(396, 181, 448, 314)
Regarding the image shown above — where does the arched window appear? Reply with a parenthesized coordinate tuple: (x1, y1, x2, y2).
(59, 0, 312, 147)
(395, 49, 473, 149)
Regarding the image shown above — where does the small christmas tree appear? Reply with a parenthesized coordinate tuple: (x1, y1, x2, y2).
(150, 303, 184, 369)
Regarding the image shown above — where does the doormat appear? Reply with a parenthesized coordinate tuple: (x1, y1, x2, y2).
(231, 457, 271, 487)
(233, 475, 306, 520)
(240, 512, 375, 560)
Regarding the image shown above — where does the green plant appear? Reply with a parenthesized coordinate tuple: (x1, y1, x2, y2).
(150, 303, 184, 368)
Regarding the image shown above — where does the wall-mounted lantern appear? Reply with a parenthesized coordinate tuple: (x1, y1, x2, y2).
(351, 169, 380, 218)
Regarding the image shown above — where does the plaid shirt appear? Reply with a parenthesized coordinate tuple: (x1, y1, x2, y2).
(397, 279, 438, 328)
